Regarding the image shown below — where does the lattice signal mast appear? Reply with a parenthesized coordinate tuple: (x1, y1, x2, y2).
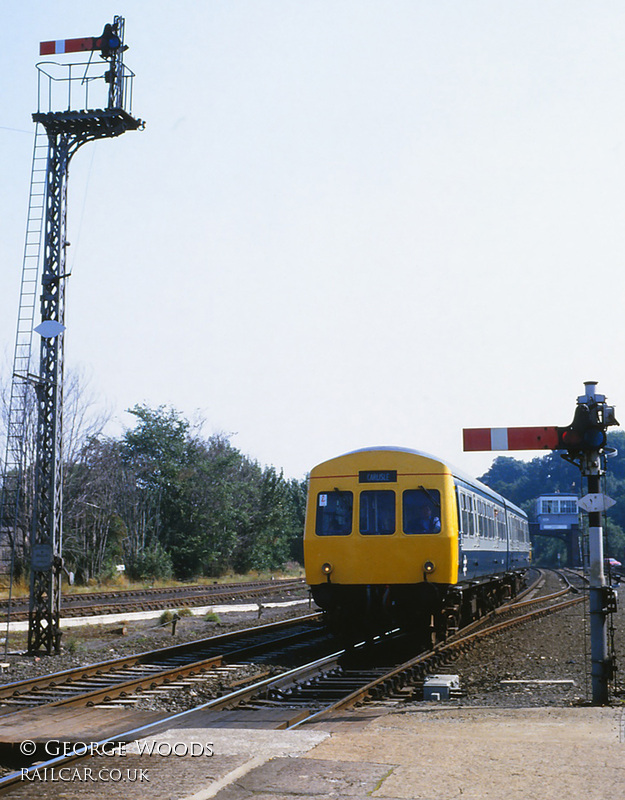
(0, 17, 143, 654)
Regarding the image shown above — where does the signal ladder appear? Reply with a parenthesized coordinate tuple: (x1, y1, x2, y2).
(0, 125, 49, 586)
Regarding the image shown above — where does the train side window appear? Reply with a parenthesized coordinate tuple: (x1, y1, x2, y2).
(497, 511, 506, 541)
(403, 489, 441, 534)
(467, 494, 475, 536)
(315, 491, 353, 536)
(460, 492, 475, 536)
(359, 490, 396, 535)
(510, 515, 524, 544)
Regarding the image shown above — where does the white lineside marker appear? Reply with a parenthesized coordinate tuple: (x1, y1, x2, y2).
(34, 320, 66, 338)
(578, 494, 616, 513)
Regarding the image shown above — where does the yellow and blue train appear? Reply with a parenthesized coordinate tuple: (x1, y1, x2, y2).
(304, 447, 530, 640)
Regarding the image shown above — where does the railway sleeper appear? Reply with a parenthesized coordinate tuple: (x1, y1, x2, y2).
(27, 686, 91, 695)
(299, 679, 373, 689)
(0, 698, 53, 705)
(386, 687, 415, 699)
(32, 681, 114, 692)
(304, 686, 358, 696)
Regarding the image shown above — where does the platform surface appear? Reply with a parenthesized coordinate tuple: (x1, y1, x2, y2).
(4, 705, 624, 799)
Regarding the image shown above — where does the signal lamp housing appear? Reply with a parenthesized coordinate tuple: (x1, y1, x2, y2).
(321, 562, 333, 575)
(423, 560, 436, 574)
(557, 403, 609, 455)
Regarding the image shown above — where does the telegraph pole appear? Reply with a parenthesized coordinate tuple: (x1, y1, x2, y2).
(464, 381, 619, 704)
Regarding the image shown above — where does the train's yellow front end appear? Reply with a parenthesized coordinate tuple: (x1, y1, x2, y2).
(304, 448, 459, 635)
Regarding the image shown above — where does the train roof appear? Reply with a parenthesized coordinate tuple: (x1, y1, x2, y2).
(326, 446, 527, 518)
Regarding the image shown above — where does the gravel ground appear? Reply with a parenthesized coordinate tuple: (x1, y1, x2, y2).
(444, 600, 593, 706)
(428, 570, 625, 707)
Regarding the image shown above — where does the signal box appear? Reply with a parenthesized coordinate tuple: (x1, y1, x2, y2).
(536, 494, 579, 531)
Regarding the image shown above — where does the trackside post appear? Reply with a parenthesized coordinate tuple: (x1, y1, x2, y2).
(463, 381, 619, 705)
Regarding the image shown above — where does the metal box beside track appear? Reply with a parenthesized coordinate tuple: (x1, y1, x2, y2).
(423, 674, 460, 700)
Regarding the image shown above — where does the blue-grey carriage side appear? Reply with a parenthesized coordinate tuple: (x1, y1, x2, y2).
(452, 471, 531, 582)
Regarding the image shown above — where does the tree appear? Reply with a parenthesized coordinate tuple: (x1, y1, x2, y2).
(168, 432, 249, 578)
(243, 467, 292, 572)
(1, 366, 111, 580)
(285, 477, 307, 564)
(114, 406, 304, 579)
(63, 438, 124, 583)
(4, 393, 309, 584)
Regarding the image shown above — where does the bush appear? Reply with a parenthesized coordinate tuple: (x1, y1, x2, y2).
(126, 542, 174, 582)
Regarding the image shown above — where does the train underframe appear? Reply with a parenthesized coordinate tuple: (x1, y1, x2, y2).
(311, 570, 527, 645)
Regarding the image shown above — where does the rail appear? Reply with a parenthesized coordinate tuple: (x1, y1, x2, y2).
(0, 570, 582, 787)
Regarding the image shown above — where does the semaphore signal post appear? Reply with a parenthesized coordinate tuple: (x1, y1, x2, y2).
(0, 18, 143, 655)
(464, 381, 619, 705)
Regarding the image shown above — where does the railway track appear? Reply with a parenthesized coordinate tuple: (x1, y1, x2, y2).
(287, 568, 588, 726)
(0, 578, 306, 622)
(102, 567, 580, 726)
(0, 613, 325, 715)
(0, 569, 557, 718)
(0, 568, 585, 789)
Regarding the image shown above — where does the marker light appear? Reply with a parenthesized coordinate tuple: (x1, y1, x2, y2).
(423, 561, 436, 574)
(321, 562, 333, 575)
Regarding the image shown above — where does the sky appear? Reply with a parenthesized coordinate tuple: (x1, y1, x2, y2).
(1, 1, 625, 481)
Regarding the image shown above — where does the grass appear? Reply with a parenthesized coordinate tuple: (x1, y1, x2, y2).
(158, 607, 195, 626)
(0, 565, 304, 601)
(64, 636, 84, 655)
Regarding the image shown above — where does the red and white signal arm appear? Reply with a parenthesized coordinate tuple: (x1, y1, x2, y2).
(40, 37, 101, 56)
(463, 426, 560, 452)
